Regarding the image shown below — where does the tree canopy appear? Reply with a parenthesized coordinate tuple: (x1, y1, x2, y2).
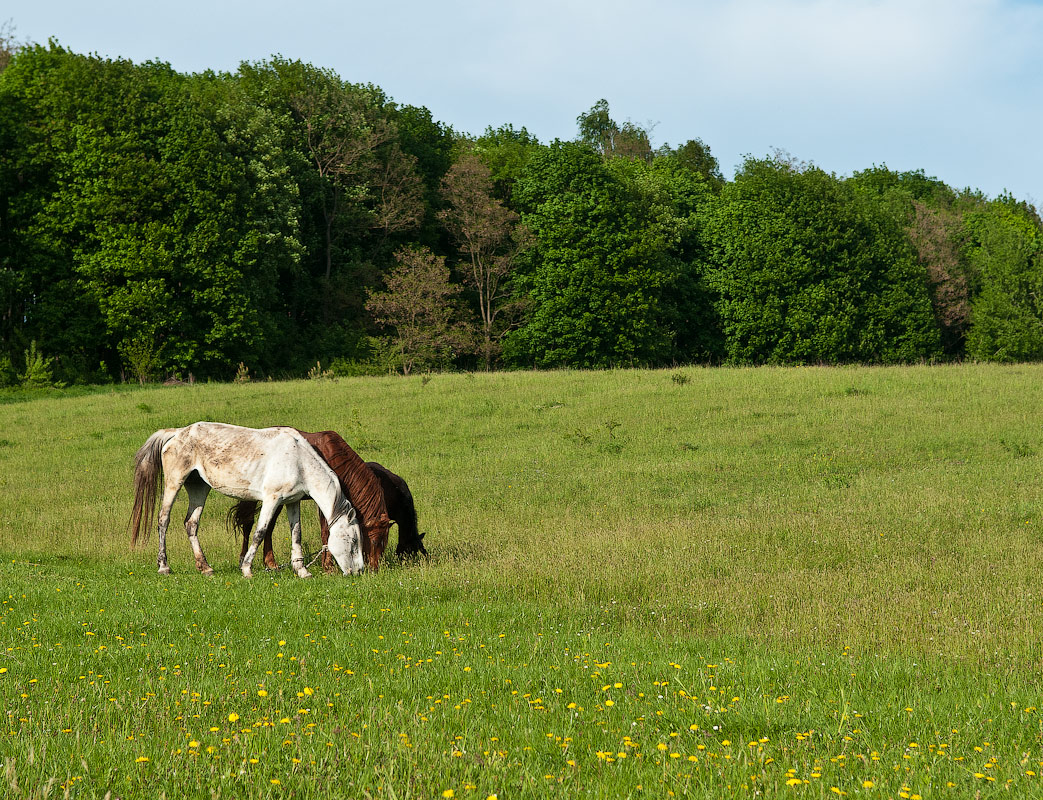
(1, 45, 1040, 383)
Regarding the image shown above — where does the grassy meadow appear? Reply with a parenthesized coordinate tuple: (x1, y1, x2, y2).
(2, 365, 1043, 798)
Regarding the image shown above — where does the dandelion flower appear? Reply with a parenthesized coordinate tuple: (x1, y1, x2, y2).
(442, 791, 454, 798)
(135, 757, 149, 763)
(863, 781, 874, 788)
(258, 690, 268, 697)
(228, 713, 239, 723)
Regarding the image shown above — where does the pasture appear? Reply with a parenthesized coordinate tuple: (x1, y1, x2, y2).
(1, 365, 1042, 799)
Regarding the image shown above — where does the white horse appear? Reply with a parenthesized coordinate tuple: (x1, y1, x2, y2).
(130, 422, 364, 577)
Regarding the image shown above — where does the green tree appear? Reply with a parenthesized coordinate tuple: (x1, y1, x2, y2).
(365, 246, 473, 374)
(705, 156, 942, 364)
(0, 46, 305, 380)
(850, 166, 972, 356)
(438, 151, 532, 369)
(235, 58, 427, 369)
(576, 99, 652, 162)
(963, 197, 1043, 362)
(511, 141, 715, 368)
(472, 124, 543, 206)
(660, 138, 724, 193)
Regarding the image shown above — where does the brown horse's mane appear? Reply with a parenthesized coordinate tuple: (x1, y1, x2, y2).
(299, 429, 392, 552)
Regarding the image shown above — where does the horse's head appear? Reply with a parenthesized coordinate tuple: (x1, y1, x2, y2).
(327, 510, 365, 575)
(396, 530, 429, 559)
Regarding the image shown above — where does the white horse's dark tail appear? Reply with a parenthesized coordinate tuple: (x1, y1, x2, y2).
(130, 428, 178, 546)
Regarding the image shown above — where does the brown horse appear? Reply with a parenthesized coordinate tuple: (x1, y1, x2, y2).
(230, 430, 424, 572)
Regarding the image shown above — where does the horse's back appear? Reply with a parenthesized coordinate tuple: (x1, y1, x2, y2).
(167, 422, 310, 500)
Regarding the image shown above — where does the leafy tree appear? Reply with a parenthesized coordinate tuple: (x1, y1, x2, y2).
(0, 20, 22, 74)
(472, 124, 543, 206)
(963, 197, 1043, 362)
(438, 151, 532, 369)
(365, 246, 473, 374)
(576, 99, 652, 162)
(512, 141, 715, 368)
(235, 59, 427, 369)
(661, 138, 724, 193)
(0, 46, 306, 380)
(705, 156, 942, 364)
(850, 166, 974, 357)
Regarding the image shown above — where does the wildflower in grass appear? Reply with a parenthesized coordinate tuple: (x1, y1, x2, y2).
(863, 781, 874, 788)
(228, 713, 239, 723)
(786, 778, 802, 786)
(258, 690, 268, 697)
(271, 779, 281, 785)
(442, 791, 454, 798)
(135, 757, 149, 763)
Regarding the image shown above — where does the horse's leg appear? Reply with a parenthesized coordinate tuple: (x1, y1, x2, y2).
(236, 501, 256, 566)
(263, 526, 278, 571)
(156, 476, 184, 575)
(183, 474, 214, 575)
(241, 501, 280, 578)
(318, 510, 336, 574)
(286, 502, 312, 579)
(236, 500, 279, 571)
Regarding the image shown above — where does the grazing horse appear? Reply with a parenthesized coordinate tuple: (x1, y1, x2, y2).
(231, 433, 426, 572)
(130, 422, 365, 578)
(232, 430, 392, 572)
(365, 461, 427, 559)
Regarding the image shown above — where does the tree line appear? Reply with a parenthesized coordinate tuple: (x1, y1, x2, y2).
(1, 39, 1041, 385)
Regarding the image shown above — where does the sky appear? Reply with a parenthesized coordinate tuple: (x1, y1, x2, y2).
(6, 0, 1043, 203)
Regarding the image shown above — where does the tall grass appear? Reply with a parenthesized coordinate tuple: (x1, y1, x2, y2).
(2, 365, 1042, 797)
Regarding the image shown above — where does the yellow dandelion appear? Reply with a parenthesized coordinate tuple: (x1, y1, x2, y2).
(605, 700, 615, 707)
(786, 778, 802, 786)
(303, 687, 314, 696)
(135, 756, 149, 763)
(258, 689, 268, 697)
(863, 781, 874, 788)
(270, 778, 281, 785)
(442, 791, 455, 798)
(228, 713, 239, 723)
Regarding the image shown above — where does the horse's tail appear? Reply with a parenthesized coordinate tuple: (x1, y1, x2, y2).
(130, 428, 177, 546)
(227, 500, 258, 543)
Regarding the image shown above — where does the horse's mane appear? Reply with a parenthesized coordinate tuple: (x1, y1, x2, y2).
(299, 430, 391, 541)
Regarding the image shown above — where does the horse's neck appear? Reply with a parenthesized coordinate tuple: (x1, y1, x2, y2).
(299, 451, 345, 521)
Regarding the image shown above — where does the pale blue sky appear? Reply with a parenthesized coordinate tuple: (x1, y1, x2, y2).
(6, 0, 1042, 203)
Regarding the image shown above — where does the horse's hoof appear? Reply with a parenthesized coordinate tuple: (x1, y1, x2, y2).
(158, 565, 172, 575)
(296, 569, 313, 579)
(200, 568, 215, 576)
(242, 569, 253, 579)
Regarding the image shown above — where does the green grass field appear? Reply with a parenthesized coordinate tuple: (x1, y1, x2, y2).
(2, 365, 1042, 798)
